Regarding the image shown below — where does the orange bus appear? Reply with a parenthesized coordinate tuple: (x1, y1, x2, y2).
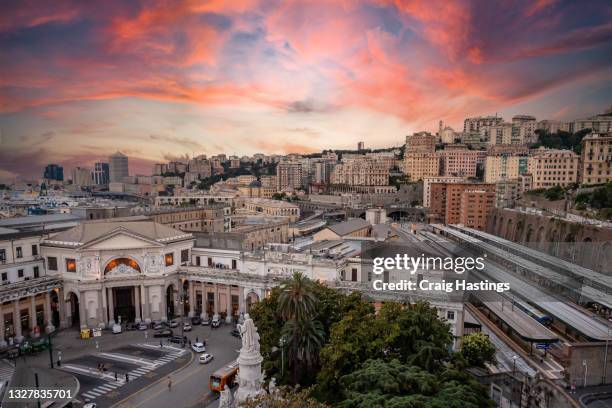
(209, 360, 239, 392)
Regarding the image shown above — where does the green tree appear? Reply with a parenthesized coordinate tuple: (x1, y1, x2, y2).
(278, 272, 317, 321)
(337, 359, 491, 408)
(282, 316, 326, 384)
(239, 386, 329, 408)
(460, 333, 496, 367)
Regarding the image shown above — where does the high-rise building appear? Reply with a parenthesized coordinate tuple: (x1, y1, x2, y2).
(43, 164, 63, 181)
(527, 148, 579, 189)
(580, 133, 612, 185)
(463, 116, 503, 140)
(484, 153, 528, 183)
(71, 167, 92, 187)
(429, 182, 496, 230)
(404, 132, 439, 181)
(330, 159, 389, 186)
(109, 151, 129, 183)
(422, 176, 467, 207)
(572, 113, 612, 133)
(93, 162, 110, 185)
(437, 145, 486, 177)
(276, 161, 303, 191)
(358, 141, 365, 151)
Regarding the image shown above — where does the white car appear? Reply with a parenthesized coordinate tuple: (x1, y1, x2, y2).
(112, 324, 122, 334)
(183, 323, 192, 331)
(192, 342, 205, 353)
(199, 353, 213, 364)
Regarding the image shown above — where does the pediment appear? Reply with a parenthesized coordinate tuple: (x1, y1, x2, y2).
(80, 231, 163, 250)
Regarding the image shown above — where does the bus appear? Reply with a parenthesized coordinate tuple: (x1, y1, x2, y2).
(209, 360, 239, 392)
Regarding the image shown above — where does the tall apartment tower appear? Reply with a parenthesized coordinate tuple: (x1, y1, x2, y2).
(358, 141, 365, 151)
(71, 167, 93, 187)
(276, 161, 303, 191)
(93, 162, 110, 185)
(43, 164, 64, 181)
(109, 151, 129, 182)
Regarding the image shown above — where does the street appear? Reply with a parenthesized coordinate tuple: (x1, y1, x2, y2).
(21, 323, 241, 407)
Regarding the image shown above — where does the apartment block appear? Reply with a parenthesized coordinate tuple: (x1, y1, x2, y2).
(429, 182, 496, 230)
(276, 161, 303, 191)
(484, 154, 528, 183)
(422, 176, 467, 207)
(330, 159, 389, 186)
(580, 133, 612, 185)
(437, 145, 486, 177)
(527, 148, 579, 189)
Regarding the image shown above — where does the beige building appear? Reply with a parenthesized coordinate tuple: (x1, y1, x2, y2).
(437, 146, 486, 177)
(313, 219, 371, 241)
(330, 159, 389, 186)
(276, 161, 303, 191)
(580, 133, 612, 185)
(484, 153, 528, 183)
(236, 198, 300, 222)
(422, 176, 467, 208)
(71, 167, 92, 187)
(404, 132, 440, 180)
(527, 148, 579, 189)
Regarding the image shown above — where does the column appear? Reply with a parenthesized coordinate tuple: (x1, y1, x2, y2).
(134, 285, 141, 322)
(14, 300, 23, 341)
(141, 285, 150, 323)
(213, 284, 219, 318)
(0, 306, 5, 347)
(225, 286, 232, 323)
(161, 285, 167, 322)
(64, 293, 72, 329)
(44, 292, 55, 333)
(30, 295, 38, 338)
(97, 290, 104, 328)
(188, 281, 195, 318)
(79, 293, 87, 329)
(101, 286, 108, 327)
(200, 282, 207, 320)
(108, 288, 115, 325)
(238, 286, 245, 316)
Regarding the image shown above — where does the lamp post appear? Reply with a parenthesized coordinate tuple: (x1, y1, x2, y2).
(512, 355, 518, 374)
(179, 279, 187, 348)
(583, 359, 588, 388)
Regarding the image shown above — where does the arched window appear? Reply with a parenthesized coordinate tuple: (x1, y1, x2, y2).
(104, 258, 141, 274)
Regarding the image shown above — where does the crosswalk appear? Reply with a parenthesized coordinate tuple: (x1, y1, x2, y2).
(60, 344, 188, 403)
(0, 359, 15, 384)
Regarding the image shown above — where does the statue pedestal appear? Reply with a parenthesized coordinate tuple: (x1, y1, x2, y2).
(234, 314, 265, 404)
(235, 349, 264, 402)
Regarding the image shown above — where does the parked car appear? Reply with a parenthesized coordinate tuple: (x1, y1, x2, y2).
(201, 318, 211, 326)
(153, 328, 173, 338)
(211, 316, 221, 328)
(152, 321, 164, 330)
(183, 323, 192, 332)
(112, 324, 122, 334)
(168, 319, 179, 328)
(230, 329, 241, 338)
(125, 322, 138, 331)
(199, 353, 213, 364)
(138, 322, 148, 331)
(191, 316, 202, 325)
(168, 335, 187, 344)
(83, 403, 97, 408)
(191, 342, 205, 353)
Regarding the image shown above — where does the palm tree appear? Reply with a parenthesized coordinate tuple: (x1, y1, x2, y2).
(277, 272, 317, 321)
(282, 316, 326, 384)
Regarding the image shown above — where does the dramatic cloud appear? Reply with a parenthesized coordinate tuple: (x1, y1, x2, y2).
(0, 0, 611, 181)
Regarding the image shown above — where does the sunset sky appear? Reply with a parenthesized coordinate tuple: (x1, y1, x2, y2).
(1, 0, 611, 182)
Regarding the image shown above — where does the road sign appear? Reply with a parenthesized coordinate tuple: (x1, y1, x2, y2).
(536, 343, 550, 350)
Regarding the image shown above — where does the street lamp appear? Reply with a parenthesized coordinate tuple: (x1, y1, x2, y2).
(583, 359, 588, 388)
(512, 355, 518, 374)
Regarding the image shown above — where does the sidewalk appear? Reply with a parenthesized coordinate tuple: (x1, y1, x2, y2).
(2, 359, 79, 408)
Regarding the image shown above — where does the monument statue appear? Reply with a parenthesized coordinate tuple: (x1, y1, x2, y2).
(237, 314, 260, 353)
(235, 313, 264, 403)
(268, 377, 278, 395)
